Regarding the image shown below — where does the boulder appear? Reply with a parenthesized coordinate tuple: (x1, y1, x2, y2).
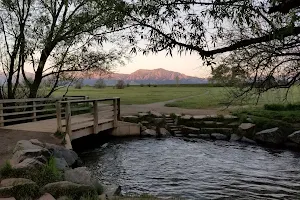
(230, 134, 242, 142)
(13, 158, 45, 170)
(102, 184, 121, 198)
(288, 130, 300, 144)
(30, 139, 45, 148)
(150, 111, 162, 118)
(44, 143, 79, 167)
(181, 115, 192, 120)
(238, 123, 256, 138)
(198, 134, 211, 139)
(181, 127, 200, 134)
(254, 127, 285, 145)
(141, 129, 157, 137)
(240, 136, 257, 144)
(13, 140, 43, 154)
(211, 133, 228, 140)
(0, 198, 16, 200)
(11, 149, 51, 165)
(64, 167, 92, 186)
(154, 118, 164, 124)
(54, 158, 69, 171)
(138, 112, 149, 118)
(0, 178, 39, 199)
(38, 193, 56, 200)
(42, 181, 96, 199)
(158, 128, 171, 137)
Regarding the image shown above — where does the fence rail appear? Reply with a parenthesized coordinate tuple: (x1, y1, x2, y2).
(56, 97, 120, 138)
(0, 96, 88, 126)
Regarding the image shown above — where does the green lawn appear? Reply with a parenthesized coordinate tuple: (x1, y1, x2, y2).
(53, 86, 214, 105)
(53, 86, 300, 108)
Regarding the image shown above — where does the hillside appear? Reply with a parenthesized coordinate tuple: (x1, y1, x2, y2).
(84, 68, 207, 85)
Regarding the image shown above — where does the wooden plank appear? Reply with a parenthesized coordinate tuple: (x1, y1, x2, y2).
(71, 121, 114, 140)
(71, 118, 114, 132)
(59, 97, 120, 104)
(2, 103, 56, 110)
(1, 113, 57, 123)
(117, 98, 121, 120)
(0, 98, 61, 104)
(0, 103, 3, 127)
(1, 108, 58, 117)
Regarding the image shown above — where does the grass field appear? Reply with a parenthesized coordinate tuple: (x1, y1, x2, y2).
(53, 86, 300, 109)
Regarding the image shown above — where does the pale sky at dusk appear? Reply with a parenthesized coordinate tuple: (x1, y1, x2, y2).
(114, 51, 212, 78)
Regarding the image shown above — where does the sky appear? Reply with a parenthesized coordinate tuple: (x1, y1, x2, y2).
(114, 51, 212, 78)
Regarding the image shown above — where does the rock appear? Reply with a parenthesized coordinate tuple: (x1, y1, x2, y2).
(0, 198, 16, 200)
(285, 142, 300, 150)
(141, 125, 147, 132)
(45, 143, 78, 167)
(35, 155, 48, 164)
(254, 127, 285, 145)
(13, 158, 45, 170)
(240, 136, 256, 144)
(181, 115, 192, 120)
(0, 178, 39, 199)
(211, 133, 228, 140)
(154, 118, 164, 124)
(288, 130, 300, 144)
(141, 129, 157, 137)
(182, 127, 200, 134)
(56, 196, 70, 200)
(38, 193, 56, 200)
(150, 111, 162, 118)
(230, 134, 242, 142)
(30, 139, 45, 148)
(64, 167, 92, 186)
(42, 181, 96, 199)
(238, 123, 256, 138)
(158, 128, 171, 137)
(54, 158, 69, 170)
(122, 116, 139, 123)
(98, 194, 107, 200)
(198, 134, 211, 139)
(102, 184, 121, 198)
(13, 140, 43, 154)
(11, 149, 51, 165)
(138, 112, 149, 117)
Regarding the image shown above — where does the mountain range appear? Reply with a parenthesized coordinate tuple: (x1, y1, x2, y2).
(0, 68, 208, 85)
(83, 68, 207, 85)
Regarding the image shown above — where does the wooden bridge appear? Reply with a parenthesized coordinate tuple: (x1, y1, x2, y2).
(0, 97, 139, 149)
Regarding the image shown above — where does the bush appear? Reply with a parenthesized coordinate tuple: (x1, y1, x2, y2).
(94, 79, 106, 89)
(74, 80, 83, 89)
(140, 84, 144, 87)
(264, 103, 300, 111)
(115, 80, 125, 89)
(153, 84, 157, 87)
(148, 83, 151, 87)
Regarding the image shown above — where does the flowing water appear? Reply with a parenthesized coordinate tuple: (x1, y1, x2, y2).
(81, 138, 300, 200)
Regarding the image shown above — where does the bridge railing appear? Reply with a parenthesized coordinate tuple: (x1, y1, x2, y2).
(56, 97, 120, 137)
(0, 96, 88, 127)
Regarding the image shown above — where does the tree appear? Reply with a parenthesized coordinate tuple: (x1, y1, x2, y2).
(123, 0, 300, 96)
(94, 79, 106, 89)
(175, 76, 180, 87)
(74, 79, 83, 89)
(0, 0, 128, 99)
(115, 80, 125, 89)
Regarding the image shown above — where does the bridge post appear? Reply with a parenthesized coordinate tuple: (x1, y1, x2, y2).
(113, 99, 118, 128)
(65, 102, 72, 138)
(32, 101, 37, 122)
(117, 98, 121, 121)
(56, 101, 62, 132)
(0, 103, 4, 127)
(93, 100, 99, 133)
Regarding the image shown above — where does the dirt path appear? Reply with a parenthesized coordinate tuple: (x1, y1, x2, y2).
(0, 129, 60, 166)
(121, 94, 228, 116)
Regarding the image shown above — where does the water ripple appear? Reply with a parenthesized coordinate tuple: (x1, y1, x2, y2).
(82, 138, 300, 200)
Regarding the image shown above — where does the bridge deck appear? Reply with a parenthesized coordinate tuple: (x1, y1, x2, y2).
(1, 114, 114, 135)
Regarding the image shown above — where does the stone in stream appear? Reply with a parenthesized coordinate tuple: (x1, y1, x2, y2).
(13, 140, 43, 154)
(288, 130, 300, 144)
(158, 128, 171, 137)
(38, 193, 56, 200)
(254, 127, 285, 145)
(211, 133, 228, 140)
(198, 134, 211, 139)
(102, 184, 121, 198)
(54, 157, 69, 170)
(230, 134, 242, 142)
(122, 115, 139, 123)
(150, 111, 162, 118)
(240, 136, 257, 144)
(181, 127, 200, 134)
(141, 129, 157, 137)
(238, 123, 256, 138)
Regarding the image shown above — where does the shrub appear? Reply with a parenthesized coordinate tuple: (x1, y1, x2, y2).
(94, 79, 106, 89)
(74, 80, 84, 89)
(115, 80, 125, 89)
(264, 104, 285, 111)
(148, 83, 151, 87)
(126, 83, 130, 87)
(153, 84, 157, 87)
(140, 84, 144, 87)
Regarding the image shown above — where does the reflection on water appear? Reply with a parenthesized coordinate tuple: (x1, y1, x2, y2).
(81, 138, 300, 200)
